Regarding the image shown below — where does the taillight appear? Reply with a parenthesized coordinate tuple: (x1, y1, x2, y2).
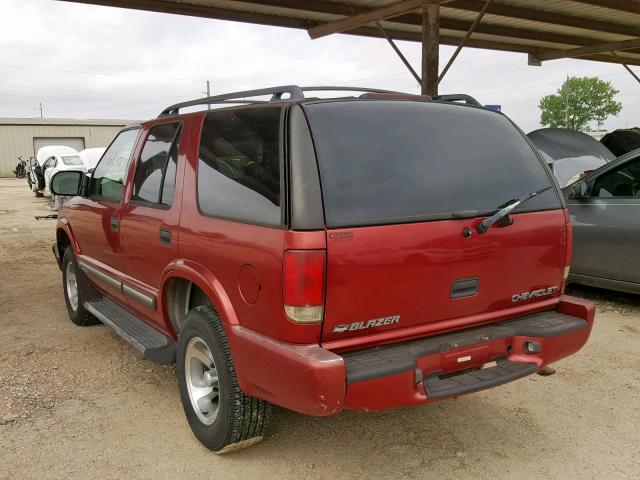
(283, 250, 326, 324)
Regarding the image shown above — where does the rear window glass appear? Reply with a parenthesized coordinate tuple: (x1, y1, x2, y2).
(305, 101, 560, 227)
(61, 155, 83, 166)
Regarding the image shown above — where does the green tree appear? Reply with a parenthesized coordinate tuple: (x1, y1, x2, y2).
(539, 76, 622, 131)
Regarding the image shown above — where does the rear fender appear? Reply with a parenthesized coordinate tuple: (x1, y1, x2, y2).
(160, 260, 253, 390)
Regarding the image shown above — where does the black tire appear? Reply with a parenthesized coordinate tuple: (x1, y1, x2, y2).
(177, 305, 271, 453)
(62, 246, 100, 326)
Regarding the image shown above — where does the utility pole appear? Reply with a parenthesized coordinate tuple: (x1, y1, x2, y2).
(202, 80, 212, 110)
(35, 102, 43, 118)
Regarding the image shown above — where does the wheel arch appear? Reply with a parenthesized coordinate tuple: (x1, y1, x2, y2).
(55, 223, 80, 261)
(161, 261, 252, 393)
(161, 260, 240, 338)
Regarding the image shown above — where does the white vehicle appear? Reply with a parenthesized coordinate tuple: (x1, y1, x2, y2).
(78, 147, 106, 171)
(32, 146, 87, 197)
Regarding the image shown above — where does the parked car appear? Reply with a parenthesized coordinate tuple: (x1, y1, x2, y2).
(49, 86, 594, 453)
(78, 147, 107, 171)
(600, 128, 640, 157)
(564, 148, 640, 294)
(528, 127, 615, 187)
(28, 145, 81, 197)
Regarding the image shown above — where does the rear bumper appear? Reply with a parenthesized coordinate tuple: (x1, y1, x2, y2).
(229, 295, 594, 415)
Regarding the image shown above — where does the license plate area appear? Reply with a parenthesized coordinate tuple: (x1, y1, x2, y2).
(440, 343, 492, 374)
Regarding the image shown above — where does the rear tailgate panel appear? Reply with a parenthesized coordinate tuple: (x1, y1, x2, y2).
(322, 209, 567, 344)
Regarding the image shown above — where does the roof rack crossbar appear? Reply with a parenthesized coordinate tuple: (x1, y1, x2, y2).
(159, 85, 305, 116)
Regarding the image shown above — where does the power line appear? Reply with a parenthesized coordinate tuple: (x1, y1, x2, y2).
(0, 63, 204, 83)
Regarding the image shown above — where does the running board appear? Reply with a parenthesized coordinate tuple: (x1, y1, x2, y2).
(84, 298, 176, 364)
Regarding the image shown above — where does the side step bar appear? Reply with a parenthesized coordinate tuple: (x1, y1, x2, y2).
(424, 358, 537, 400)
(85, 298, 176, 364)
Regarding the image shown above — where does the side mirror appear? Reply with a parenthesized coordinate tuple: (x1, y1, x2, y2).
(566, 181, 589, 200)
(50, 170, 84, 196)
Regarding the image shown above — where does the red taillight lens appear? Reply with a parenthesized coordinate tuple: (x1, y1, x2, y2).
(283, 250, 326, 323)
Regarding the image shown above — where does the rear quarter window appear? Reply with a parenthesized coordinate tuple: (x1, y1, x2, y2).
(196, 107, 283, 226)
(304, 101, 560, 227)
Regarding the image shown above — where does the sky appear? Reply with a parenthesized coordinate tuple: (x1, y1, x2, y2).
(0, 0, 638, 133)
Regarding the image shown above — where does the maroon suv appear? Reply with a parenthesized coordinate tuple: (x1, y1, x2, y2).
(50, 86, 595, 453)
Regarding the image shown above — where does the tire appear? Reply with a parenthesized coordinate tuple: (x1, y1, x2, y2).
(177, 305, 271, 453)
(62, 246, 100, 326)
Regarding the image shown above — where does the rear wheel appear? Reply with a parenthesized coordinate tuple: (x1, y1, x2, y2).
(177, 305, 271, 453)
(62, 246, 100, 326)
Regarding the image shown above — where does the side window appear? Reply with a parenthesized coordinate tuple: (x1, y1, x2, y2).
(90, 128, 139, 201)
(593, 157, 640, 198)
(44, 156, 56, 169)
(132, 123, 181, 206)
(197, 107, 282, 226)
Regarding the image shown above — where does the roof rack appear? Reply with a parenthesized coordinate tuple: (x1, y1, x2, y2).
(432, 94, 482, 106)
(159, 85, 409, 117)
(158, 86, 481, 116)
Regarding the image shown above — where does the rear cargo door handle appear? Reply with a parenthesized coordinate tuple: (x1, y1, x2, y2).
(159, 228, 171, 245)
(451, 278, 479, 299)
(110, 216, 119, 232)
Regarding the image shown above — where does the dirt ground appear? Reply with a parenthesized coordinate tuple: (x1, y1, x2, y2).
(1, 177, 639, 480)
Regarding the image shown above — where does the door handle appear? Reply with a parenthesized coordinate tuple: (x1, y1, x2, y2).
(110, 216, 119, 232)
(159, 228, 172, 245)
(450, 277, 479, 299)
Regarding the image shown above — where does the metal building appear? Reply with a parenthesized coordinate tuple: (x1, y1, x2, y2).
(0, 118, 131, 176)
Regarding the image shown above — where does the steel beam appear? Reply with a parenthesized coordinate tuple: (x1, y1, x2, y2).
(422, 3, 440, 96)
(611, 51, 640, 85)
(623, 63, 640, 84)
(571, 0, 640, 15)
(344, 26, 640, 66)
(437, 0, 492, 84)
(307, 0, 446, 40)
(446, 0, 640, 38)
(535, 37, 640, 62)
(376, 22, 422, 86)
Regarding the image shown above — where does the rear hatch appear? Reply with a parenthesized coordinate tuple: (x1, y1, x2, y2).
(303, 100, 567, 346)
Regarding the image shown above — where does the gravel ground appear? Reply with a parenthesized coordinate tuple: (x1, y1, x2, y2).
(1, 177, 639, 480)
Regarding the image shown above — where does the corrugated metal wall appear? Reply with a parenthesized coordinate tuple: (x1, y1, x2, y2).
(0, 124, 125, 176)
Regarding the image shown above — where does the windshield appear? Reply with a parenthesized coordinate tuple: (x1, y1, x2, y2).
(60, 155, 83, 166)
(554, 156, 607, 187)
(304, 101, 560, 228)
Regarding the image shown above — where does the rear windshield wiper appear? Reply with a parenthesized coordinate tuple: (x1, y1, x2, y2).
(476, 186, 553, 234)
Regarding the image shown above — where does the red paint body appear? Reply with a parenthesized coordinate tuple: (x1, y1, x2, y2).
(55, 108, 594, 417)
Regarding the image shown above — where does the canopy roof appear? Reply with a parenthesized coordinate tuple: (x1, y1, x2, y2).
(62, 0, 640, 66)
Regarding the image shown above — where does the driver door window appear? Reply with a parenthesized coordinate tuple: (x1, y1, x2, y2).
(592, 158, 640, 198)
(131, 123, 181, 207)
(89, 128, 140, 201)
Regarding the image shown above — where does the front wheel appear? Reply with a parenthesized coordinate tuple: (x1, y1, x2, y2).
(177, 305, 271, 453)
